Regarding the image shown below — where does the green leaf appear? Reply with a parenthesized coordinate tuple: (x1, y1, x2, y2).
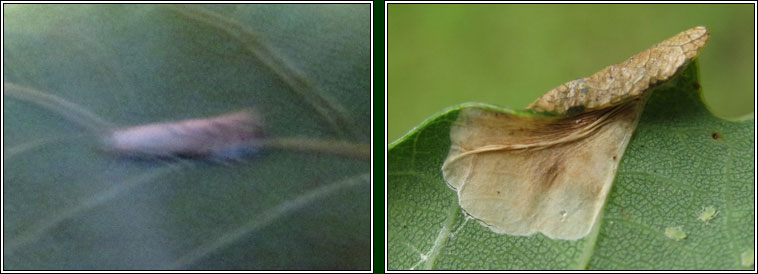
(4, 4, 369, 270)
(388, 63, 754, 269)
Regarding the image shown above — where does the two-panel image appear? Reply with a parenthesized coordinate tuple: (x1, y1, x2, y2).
(2, 1, 755, 271)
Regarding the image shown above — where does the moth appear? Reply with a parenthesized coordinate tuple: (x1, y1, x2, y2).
(6, 81, 369, 162)
(442, 26, 710, 240)
(5, 82, 266, 161)
(105, 110, 265, 160)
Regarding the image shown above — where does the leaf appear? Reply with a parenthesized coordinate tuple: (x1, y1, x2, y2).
(440, 27, 708, 242)
(388, 62, 754, 269)
(3, 4, 370, 270)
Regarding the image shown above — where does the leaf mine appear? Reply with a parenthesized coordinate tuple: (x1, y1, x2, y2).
(443, 99, 646, 240)
(442, 26, 710, 240)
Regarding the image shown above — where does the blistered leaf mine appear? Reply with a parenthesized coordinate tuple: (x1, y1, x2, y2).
(442, 26, 710, 240)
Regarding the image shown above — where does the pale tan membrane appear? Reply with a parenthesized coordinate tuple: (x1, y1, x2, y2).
(443, 104, 627, 166)
(443, 97, 648, 240)
(442, 26, 710, 240)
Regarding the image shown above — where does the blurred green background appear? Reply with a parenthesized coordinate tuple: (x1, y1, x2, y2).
(388, 4, 754, 142)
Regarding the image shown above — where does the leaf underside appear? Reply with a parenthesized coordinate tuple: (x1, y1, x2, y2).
(388, 63, 754, 270)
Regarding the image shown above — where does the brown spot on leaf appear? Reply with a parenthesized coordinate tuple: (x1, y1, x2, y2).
(711, 131, 722, 140)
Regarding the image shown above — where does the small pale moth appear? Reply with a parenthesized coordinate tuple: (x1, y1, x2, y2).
(5, 82, 266, 160)
(442, 26, 710, 240)
(698, 206, 719, 223)
(105, 110, 265, 160)
(664, 226, 687, 241)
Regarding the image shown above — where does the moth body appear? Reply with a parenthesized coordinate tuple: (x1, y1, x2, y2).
(105, 110, 264, 160)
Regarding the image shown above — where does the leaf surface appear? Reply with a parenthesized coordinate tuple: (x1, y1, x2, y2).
(3, 4, 370, 270)
(387, 63, 754, 270)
